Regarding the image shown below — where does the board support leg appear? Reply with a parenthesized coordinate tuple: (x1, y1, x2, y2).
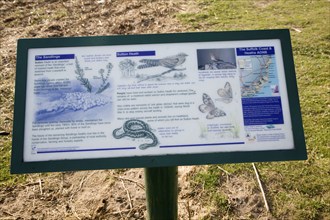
(144, 166, 178, 220)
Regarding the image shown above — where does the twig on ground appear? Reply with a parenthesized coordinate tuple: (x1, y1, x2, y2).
(252, 163, 270, 212)
(113, 175, 145, 190)
(92, 199, 108, 218)
(291, 27, 302, 33)
(73, 211, 81, 220)
(112, 209, 131, 215)
(121, 179, 133, 210)
(0, 131, 10, 136)
(2, 210, 15, 216)
(38, 178, 43, 195)
(59, 172, 65, 194)
(70, 203, 81, 220)
(24, 180, 44, 187)
(117, 205, 125, 219)
(217, 166, 231, 175)
(77, 175, 87, 191)
(185, 200, 192, 220)
(78, 171, 97, 191)
(70, 171, 97, 201)
(217, 165, 232, 182)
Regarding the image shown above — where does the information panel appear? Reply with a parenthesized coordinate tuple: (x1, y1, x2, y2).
(11, 29, 306, 173)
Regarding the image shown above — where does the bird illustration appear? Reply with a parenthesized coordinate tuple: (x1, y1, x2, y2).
(210, 53, 224, 63)
(137, 53, 188, 70)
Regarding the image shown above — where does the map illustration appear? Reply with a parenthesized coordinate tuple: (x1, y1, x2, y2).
(238, 54, 279, 97)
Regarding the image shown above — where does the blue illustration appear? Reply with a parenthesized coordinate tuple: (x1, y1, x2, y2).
(35, 58, 113, 122)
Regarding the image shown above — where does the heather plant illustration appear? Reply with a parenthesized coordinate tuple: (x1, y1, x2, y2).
(96, 62, 113, 94)
(75, 58, 112, 94)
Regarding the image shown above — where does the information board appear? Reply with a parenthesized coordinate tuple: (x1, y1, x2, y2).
(11, 29, 307, 173)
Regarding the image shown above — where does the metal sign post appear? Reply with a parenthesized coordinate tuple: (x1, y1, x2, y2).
(145, 166, 178, 220)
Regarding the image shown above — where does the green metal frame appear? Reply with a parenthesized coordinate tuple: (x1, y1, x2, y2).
(11, 29, 307, 174)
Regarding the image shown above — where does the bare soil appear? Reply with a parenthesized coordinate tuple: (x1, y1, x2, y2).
(0, 1, 273, 219)
(0, 167, 271, 219)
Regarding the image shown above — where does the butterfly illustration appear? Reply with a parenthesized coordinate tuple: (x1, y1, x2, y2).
(217, 82, 233, 104)
(199, 93, 226, 119)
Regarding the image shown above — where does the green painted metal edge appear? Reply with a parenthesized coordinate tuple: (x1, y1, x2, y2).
(11, 29, 307, 174)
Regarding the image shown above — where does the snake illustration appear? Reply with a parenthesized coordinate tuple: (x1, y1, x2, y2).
(112, 119, 158, 150)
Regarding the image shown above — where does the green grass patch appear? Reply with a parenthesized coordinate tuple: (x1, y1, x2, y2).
(178, 0, 330, 219)
(192, 166, 234, 217)
(0, 137, 26, 186)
